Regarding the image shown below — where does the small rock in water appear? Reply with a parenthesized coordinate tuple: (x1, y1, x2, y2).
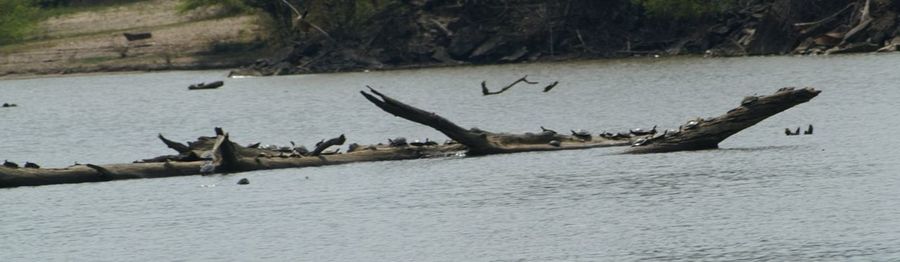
(237, 178, 250, 185)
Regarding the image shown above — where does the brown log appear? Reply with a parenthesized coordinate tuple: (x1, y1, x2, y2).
(0, 87, 821, 188)
(627, 87, 821, 153)
(0, 140, 465, 188)
(362, 87, 635, 155)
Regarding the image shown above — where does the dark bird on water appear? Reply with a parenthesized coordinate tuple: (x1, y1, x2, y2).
(785, 126, 802, 136)
(24, 162, 40, 168)
(237, 178, 249, 185)
(542, 81, 559, 93)
(3, 160, 19, 168)
(480, 81, 491, 95)
(804, 124, 813, 135)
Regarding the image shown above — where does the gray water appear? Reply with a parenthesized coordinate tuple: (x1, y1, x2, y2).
(2, 54, 899, 261)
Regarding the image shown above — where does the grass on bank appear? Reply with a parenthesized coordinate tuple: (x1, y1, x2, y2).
(0, 0, 40, 45)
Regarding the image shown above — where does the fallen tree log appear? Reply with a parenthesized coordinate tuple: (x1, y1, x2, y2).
(363, 87, 821, 155)
(1, 87, 820, 188)
(0, 135, 466, 188)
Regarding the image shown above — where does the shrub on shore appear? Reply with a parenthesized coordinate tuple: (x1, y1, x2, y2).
(0, 0, 39, 45)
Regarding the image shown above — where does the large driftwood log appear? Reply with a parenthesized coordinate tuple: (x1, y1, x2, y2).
(363, 87, 821, 155)
(1, 87, 820, 188)
(0, 130, 464, 188)
(627, 87, 821, 153)
(362, 87, 637, 155)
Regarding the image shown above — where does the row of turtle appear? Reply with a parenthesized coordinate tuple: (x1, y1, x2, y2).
(241, 136, 445, 158)
(3, 160, 39, 169)
(543, 116, 714, 148)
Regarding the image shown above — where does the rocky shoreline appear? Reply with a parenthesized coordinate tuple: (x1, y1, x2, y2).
(4, 0, 897, 79)
(230, 0, 900, 77)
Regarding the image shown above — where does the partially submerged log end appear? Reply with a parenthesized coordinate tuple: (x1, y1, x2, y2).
(627, 87, 821, 154)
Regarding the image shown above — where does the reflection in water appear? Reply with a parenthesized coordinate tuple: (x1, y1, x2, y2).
(2, 54, 900, 261)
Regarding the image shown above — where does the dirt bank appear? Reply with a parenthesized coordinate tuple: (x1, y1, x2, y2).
(0, 0, 272, 79)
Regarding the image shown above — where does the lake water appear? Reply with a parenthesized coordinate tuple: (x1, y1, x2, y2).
(2, 54, 900, 261)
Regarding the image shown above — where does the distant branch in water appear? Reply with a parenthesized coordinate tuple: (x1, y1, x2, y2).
(481, 75, 539, 96)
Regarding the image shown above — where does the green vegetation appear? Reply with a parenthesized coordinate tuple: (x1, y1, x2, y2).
(633, 0, 738, 19)
(0, 0, 39, 45)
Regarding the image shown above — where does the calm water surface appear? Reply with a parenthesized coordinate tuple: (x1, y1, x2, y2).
(2, 54, 899, 261)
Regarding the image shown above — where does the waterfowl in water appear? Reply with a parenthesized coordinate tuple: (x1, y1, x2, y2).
(237, 178, 249, 185)
(3, 160, 19, 168)
(24, 162, 40, 168)
(785, 127, 802, 136)
(804, 124, 813, 135)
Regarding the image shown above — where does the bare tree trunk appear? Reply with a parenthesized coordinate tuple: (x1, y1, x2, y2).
(628, 87, 821, 153)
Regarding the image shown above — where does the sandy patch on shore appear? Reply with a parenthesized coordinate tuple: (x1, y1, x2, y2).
(0, 0, 270, 77)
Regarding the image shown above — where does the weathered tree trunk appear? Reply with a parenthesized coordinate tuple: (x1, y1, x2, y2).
(363, 87, 821, 155)
(1, 87, 820, 189)
(0, 133, 465, 188)
(627, 87, 821, 153)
